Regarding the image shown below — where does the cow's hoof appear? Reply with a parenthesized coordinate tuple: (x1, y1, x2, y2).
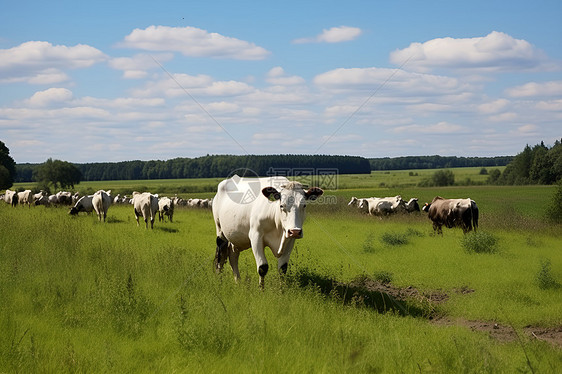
(258, 264, 269, 277)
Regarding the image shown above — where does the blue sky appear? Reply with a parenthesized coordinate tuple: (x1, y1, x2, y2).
(1, 0, 561, 163)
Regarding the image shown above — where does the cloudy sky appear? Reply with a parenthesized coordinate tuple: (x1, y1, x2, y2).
(1, 0, 561, 163)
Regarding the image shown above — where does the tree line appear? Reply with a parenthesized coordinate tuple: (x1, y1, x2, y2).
(369, 155, 513, 170)
(486, 140, 562, 185)
(15, 155, 372, 183)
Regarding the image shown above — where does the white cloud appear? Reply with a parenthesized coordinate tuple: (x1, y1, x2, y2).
(392, 121, 466, 134)
(266, 67, 305, 85)
(293, 26, 362, 44)
(314, 67, 467, 96)
(120, 25, 270, 60)
(108, 53, 173, 79)
(28, 87, 73, 107)
(390, 31, 553, 73)
(0, 41, 107, 84)
(505, 80, 562, 97)
(478, 98, 510, 114)
(535, 99, 562, 111)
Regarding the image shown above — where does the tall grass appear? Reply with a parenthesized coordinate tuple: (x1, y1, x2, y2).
(1, 188, 561, 372)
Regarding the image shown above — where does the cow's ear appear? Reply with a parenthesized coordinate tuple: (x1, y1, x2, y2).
(262, 187, 281, 201)
(305, 187, 324, 201)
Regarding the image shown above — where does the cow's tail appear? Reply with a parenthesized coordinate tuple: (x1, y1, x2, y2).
(471, 201, 479, 232)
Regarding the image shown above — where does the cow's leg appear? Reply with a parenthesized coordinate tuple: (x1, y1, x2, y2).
(277, 241, 295, 276)
(150, 217, 154, 229)
(214, 236, 229, 273)
(228, 249, 241, 282)
(250, 233, 268, 288)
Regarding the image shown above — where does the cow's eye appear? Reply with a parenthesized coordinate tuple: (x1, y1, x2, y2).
(280, 204, 285, 210)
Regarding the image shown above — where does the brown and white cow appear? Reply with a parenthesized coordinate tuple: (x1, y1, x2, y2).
(213, 176, 323, 287)
(423, 196, 479, 235)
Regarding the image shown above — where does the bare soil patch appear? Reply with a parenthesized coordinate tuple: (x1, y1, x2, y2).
(431, 317, 562, 348)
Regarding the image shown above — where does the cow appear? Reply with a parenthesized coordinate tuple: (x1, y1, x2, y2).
(404, 198, 420, 213)
(132, 192, 159, 229)
(358, 195, 405, 216)
(348, 197, 369, 214)
(17, 190, 33, 208)
(56, 191, 73, 205)
(92, 190, 112, 222)
(33, 190, 47, 204)
(213, 176, 323, 287)
(423, 196, 479, 235)
(158, 197, 174, 222)
(4, 189, 18, 207)
(69, 195, 95, 215)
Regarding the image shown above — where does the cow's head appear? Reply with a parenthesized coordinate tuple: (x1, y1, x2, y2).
(422, 203, 431, 212)
(262, 182, 323, 239)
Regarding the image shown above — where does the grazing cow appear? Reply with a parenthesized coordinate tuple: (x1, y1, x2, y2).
(56, 191, 73, 205)
(33, 190, 47, 204)
(4, 189, 18, 207)
(404, 198, 420, 212)
(132, 192, 159, 229)
(158, 197, 174, 222)
(17, 190, 33, 208)
(69, 195, 95, 215)
(359, 195, 405, 216)
(423, 196, 479, 235)
(348, 197, 369, 214)
(92, 190, 112, 222)
(213, 176, 323, 287)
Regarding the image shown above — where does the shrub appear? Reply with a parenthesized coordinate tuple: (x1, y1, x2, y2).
(380, 232, 409, 246)
(461, 231, 498, 254)
(545, 181, 562, 223)
(535, 259, 560, 290)
(373, 270, 393, 284)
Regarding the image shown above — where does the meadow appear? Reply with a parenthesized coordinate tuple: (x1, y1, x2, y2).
(1, 168, 561, 373)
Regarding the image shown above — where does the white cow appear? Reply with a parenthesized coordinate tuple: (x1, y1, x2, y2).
(348, 196, 369, 213)
(132, 192, 159, 229)
(92, 190, 112, 222)
(359, 195, 406, 216)
(69, 195, 95, 215)
(213, 176, 323, 287)
(158, 196, 174, 222)
(17, 190, 33, 208)
(4, 189, 18, 207)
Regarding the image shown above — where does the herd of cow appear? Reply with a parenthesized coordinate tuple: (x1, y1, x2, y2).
(1, 188, 212, 229)
(347, 194, 479, 235)
(2, 176, 479, 287)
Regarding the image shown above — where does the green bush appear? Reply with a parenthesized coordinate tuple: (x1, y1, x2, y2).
(535, 259, 560, 290)
(460, 231, 499, 254)
(380, 232, 409, 246)
(545, 181, 562, 223)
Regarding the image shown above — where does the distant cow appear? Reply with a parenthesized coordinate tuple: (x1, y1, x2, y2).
(69, 195, 95, 215)
(359, 195, 405, 216)
(213, 176, 323, 287)
(17, 190, 33, 208)
(158, 196, 174, 222)
(423, 196, 479, 235)
(132, 192, 159, 229)
(92, 190, 112, 222)
(56, 191, 73, 205)
(4, 189, 18, 207)
(404, 198, 420, 212)
(348, 197, 369, 213)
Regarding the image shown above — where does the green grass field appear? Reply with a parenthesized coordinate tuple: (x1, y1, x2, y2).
(1, 171, 561, 373)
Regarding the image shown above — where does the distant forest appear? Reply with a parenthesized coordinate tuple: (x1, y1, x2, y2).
(15, 155, 371, 182)
(368, 155, 513, 170)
